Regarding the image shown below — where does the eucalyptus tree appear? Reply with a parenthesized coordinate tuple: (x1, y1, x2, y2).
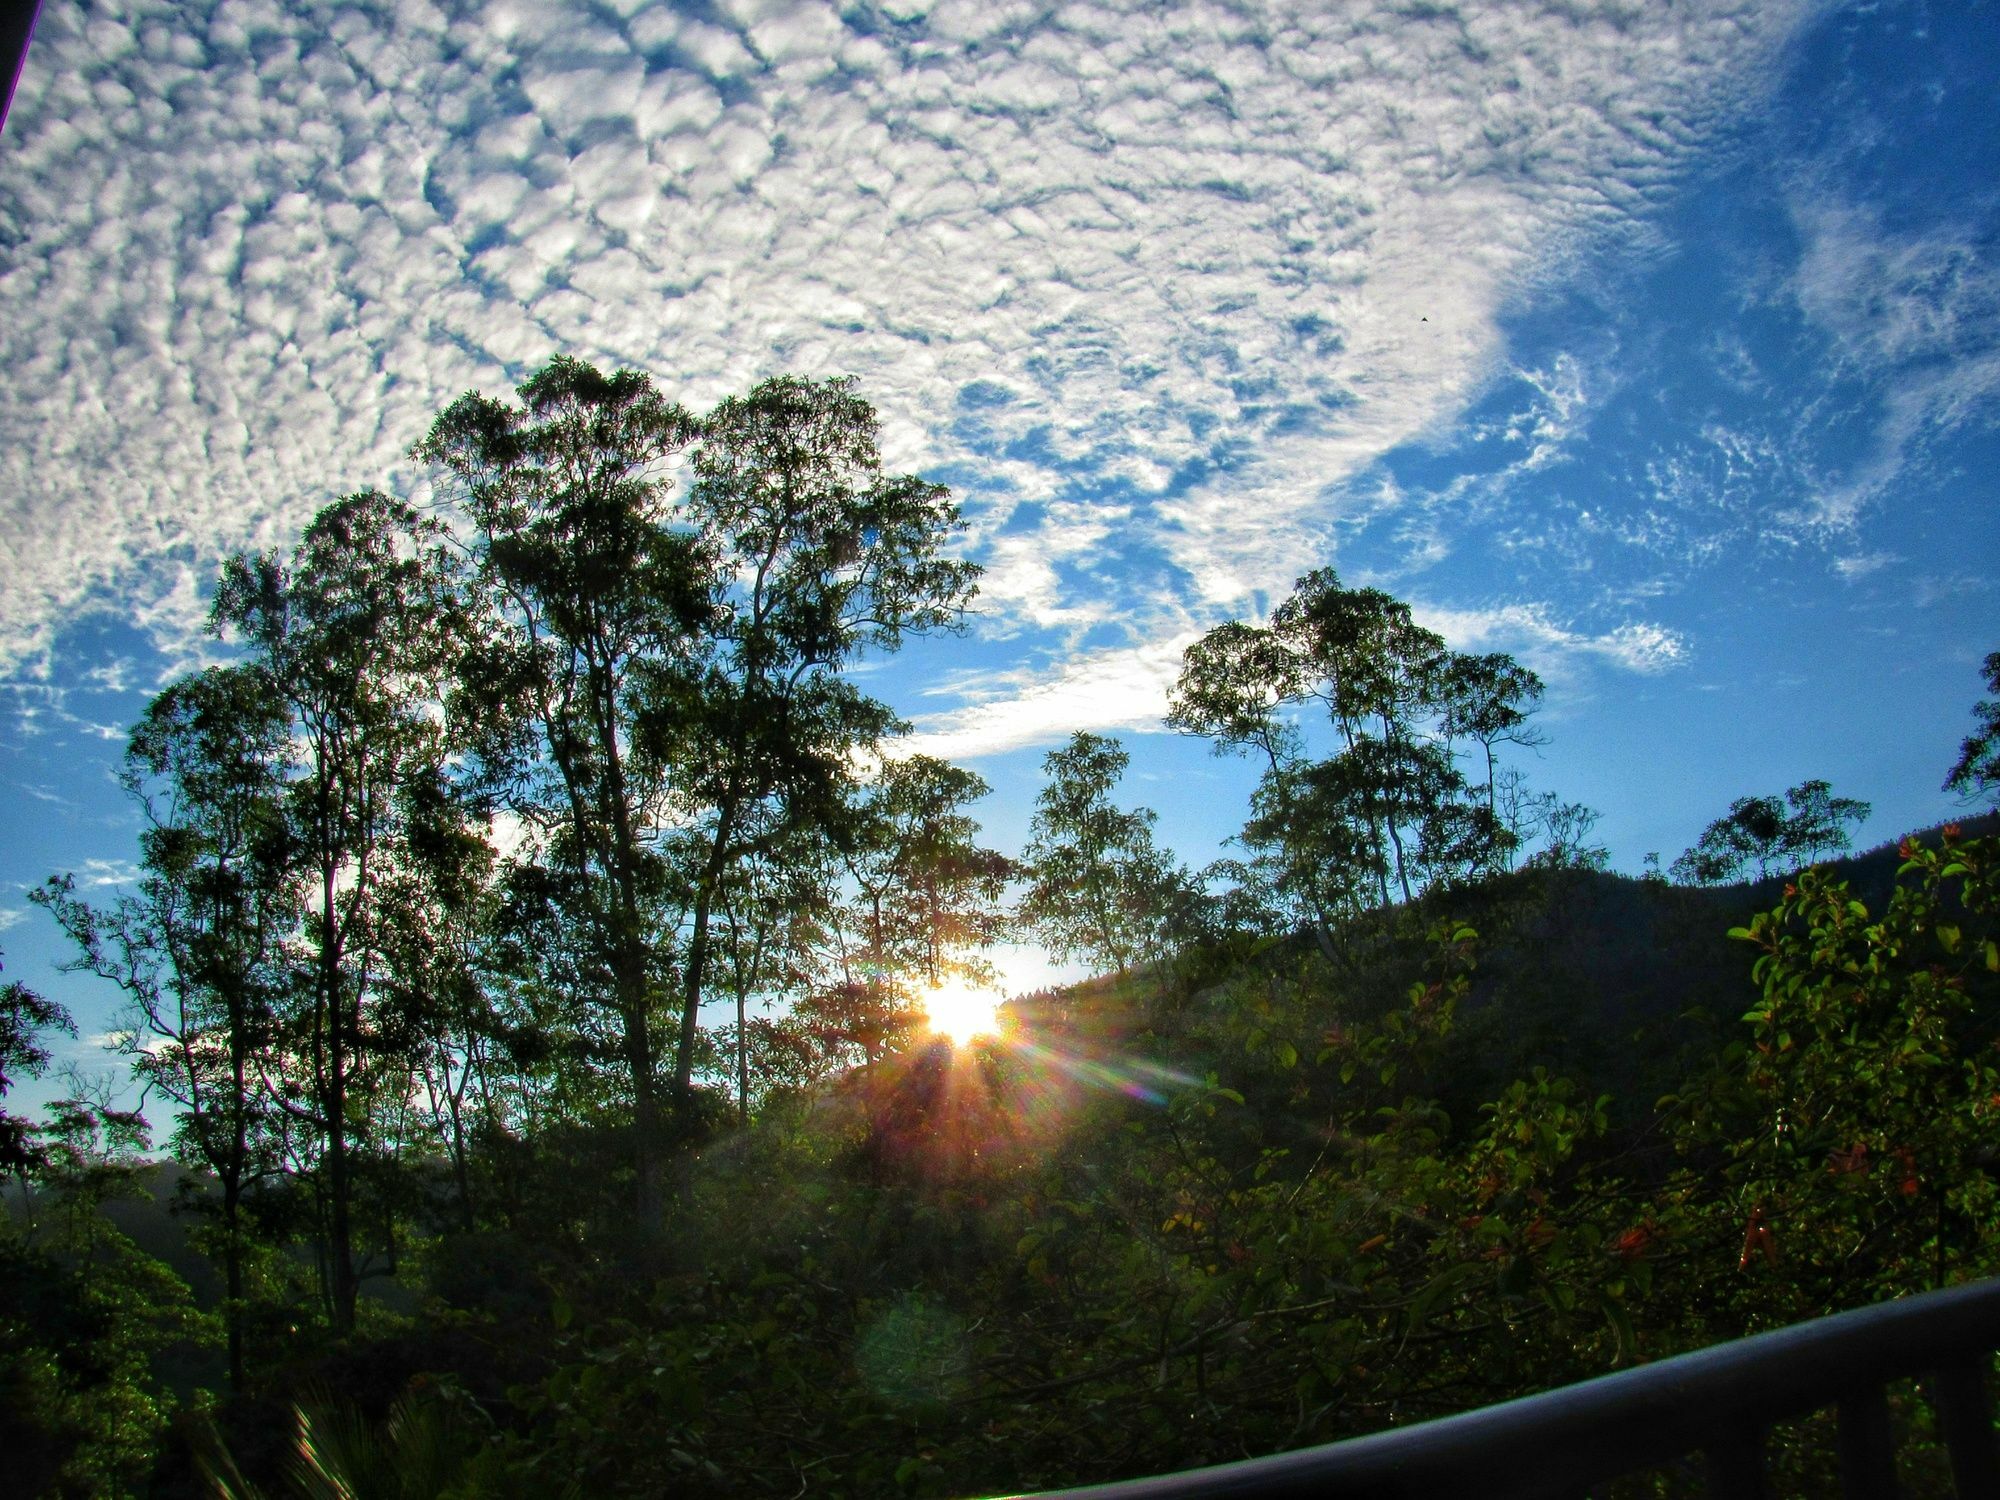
(418, 360, 976, 1215)
(1170, 570, 1521, 916)
(34, 664, 292, 1386)
(668, 375, 977, 1110)
(1438, 652, 1546, 852)
(845, 754, 1012, 993)
(417, 358, 708, 1223)
(371, 764, 501, 1232)
(212, 488, 470, 1335)
(1671, 779, 1871, 885)
(1, 946, 74, 1179)
(1945, 650, 2000, 804)
(1171, 621, 1349, 947)
(1020, 733, 1174, 977)
(1268, 570, 1459, 902)
(706, 815, 841, 1123)
(1236, 753, 1390, 948)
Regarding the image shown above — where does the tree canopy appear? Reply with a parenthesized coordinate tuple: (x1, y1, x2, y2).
(17, 360, 1998, 1500)
(1945, 649, 2000, 804)
(1670, 778, 1871, 885)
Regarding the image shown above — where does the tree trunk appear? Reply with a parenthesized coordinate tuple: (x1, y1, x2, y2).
(222, 1174, 245, 1390)
(674, 799, 740, 1117)
(736, 983, 749, 1126)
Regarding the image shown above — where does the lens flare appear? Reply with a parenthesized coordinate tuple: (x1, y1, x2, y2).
(923, 979, 1002, 1045)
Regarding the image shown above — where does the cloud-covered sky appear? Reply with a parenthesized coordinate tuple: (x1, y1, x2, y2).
(3, 0, 1997, 1080)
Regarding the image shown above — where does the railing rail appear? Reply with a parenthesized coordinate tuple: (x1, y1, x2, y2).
(1008, 1278, 2000, 1500)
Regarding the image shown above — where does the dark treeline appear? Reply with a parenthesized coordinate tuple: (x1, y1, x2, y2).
(4, 359, 1999, 1499)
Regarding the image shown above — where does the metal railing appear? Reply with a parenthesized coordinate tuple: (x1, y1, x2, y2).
(1010, 1278, 2000, 1500)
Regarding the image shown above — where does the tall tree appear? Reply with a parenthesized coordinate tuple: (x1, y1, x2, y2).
(1944, 649, 2000, 804)
(212, 489, 469, 1334)
(417, 360, 976, 1217)
(669, 375, 977, 1114)
(0, 946, 74, 1181)
(846, 755, 1012, 993)
(1020, 733, 1173, 977)
(372, 764, 501, 1233)
(417, 358, 707, 1227)
(1268, 571, 1456, 902)
(1170, 569, 1521, 919)
(35, 664, 292, 1387)
(1670, 778, 1871, 885)
(1438, 651, 1547, 862)
(706, 816, 839, 1124)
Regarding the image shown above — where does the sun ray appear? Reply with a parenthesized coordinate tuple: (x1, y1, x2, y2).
(923, 979, 1003, 1045)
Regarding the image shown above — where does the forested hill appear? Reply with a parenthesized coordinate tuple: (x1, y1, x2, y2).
(2, 356, 1996, 1498)
(10, 812, 1998, 1498)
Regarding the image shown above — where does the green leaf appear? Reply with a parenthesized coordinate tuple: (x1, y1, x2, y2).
(1597, 1290, 1638, 1365)
(1406, 1261, 1482, 1333)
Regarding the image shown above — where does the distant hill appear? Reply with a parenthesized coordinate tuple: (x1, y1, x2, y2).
(1004, 811, 2000, 1134)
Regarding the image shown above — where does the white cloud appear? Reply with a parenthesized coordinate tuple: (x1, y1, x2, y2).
(0, 0, 1808, 727)
(1415, 601, 1688, 679)
(76, 858, 142, 890)
(1788, 199, 2000, 530)
(899, 633, 1200, 761)
(1833, 551, 1897, 580)
(904, 592, 1688, 763)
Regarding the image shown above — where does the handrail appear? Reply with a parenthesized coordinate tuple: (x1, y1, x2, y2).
(1002, 1278, 2000, 1500)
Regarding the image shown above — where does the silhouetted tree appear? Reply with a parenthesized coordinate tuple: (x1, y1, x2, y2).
(1439, 652, 1547, 862)
(1170, 570, 1523, 920)
(416, 358, 706, 1228)
(418, 361, 976, 1219)
(845, 755, 1012, 992)
(707, 818, 840, 1122)
(212, 489, 470, 1334)
(1671, 778, 1870, 885)
(0, 946, 74, 1179)
(1021, 733, 1174, 976)
(35, 664, 293, 1387)
(1944, 650, 2000, 805)
(667, 376, 976, 1122)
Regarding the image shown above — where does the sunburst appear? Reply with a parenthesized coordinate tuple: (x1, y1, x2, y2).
(923, 979, 1003, 1046)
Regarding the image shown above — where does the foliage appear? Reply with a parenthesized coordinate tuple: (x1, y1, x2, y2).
(33, 662, 295, 1386)
(415, 360, 976, 1233)
(1019, 733, 1179, 978)
(1703, 828, 2000, 1313)
(1168, 571, 1537, 942)
(845, 755, 1013, 994)
(3, 1086, 208, 1499)
(23, 354, 2000, 1499)
(198, 1380, 501, 1500)
(1944, 649, 2000, 804)
(1, 943, 75, 1176)
(1670, 778, 1871, 885)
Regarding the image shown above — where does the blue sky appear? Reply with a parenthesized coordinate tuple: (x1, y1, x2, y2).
(2, 0, 1996, 1101)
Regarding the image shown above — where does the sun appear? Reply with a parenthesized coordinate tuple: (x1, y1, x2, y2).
(923, 979, 1004, 1046)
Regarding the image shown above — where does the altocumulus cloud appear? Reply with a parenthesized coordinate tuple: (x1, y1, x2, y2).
(1, 0, 1807, 747)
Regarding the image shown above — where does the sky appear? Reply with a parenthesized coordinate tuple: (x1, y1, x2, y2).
(2, 0, 1997, 1105)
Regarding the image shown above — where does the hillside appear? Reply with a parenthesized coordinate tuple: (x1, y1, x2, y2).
(8, 816, 1997, 1498)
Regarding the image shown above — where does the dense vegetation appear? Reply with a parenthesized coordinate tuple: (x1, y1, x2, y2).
(4, 358, 1997, 1499)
